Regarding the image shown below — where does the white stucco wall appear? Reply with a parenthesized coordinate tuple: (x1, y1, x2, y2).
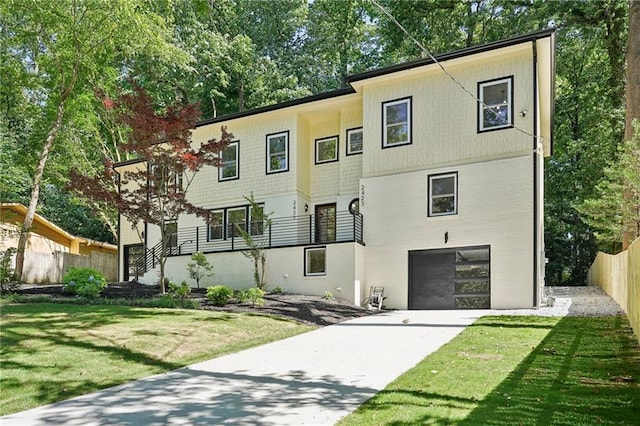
(361, 154, 535, 309)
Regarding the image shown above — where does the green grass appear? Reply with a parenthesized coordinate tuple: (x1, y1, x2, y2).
(339, 315, 640, 426)
(0, 303, 314, 416)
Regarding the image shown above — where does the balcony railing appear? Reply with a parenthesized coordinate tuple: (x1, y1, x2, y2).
(135, 212, 364, 275)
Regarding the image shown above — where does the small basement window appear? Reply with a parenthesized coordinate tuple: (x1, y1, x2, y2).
(305, 246, 326, 276)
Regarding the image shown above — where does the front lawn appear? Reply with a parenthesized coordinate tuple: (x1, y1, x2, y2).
(0, 303, 314, 416)
(339, 315, 640, 425)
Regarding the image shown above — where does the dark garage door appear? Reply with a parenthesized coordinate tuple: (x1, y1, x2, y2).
(409, 246, 491, 309)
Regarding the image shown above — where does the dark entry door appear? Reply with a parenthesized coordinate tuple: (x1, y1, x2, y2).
(409, 249, 456, 309)
(315, 203, 336, 243)
(124, 244, 144, 281)
(409, 246, 491, 309)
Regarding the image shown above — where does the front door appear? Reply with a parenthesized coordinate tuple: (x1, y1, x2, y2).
(124, 244, 144, 281)
(315, 203, 336, 243)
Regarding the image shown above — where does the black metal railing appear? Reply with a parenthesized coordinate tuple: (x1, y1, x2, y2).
(134, 212, 364, 276)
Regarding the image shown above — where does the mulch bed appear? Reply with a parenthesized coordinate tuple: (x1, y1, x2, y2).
(15, 282, 375, 327)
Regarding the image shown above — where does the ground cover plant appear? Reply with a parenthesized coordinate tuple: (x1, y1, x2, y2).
(339, 315, 640, 425)
(0, 303, 314, 416)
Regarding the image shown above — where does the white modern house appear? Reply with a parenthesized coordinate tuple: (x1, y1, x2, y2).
(115, 29, 555, 310)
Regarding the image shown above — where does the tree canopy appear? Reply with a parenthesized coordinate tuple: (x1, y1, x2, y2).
(2, 0, 636, 286)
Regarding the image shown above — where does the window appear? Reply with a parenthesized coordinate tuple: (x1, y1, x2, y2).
(382, 97, 411, 148)
(266, 131, 289, 174)
(249, 204, 264, 236)
(346, 127, 363, 155)
(227, 207, 246, 237)
(315, 136, 338, 164)
(478, 76, 513, 132)
(305, 246, 326, 276)
(429, 172, 457, 216)
(164, 221, 178, 249)
(209, 203, 265, 240)
(208, 210, 224, 240)
(219, 141, 239, 181)
(348, 198, 360, 215)
(149, 164, 183, 196)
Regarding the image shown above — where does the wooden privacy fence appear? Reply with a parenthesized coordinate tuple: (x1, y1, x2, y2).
(587, 237, 640, 345)
(20, 251, 117, 284)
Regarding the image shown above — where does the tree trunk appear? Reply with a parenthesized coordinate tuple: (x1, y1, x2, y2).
(623, 0, 640, 249)
(14, 62, 78, 281)
(15, 101, 67, 281)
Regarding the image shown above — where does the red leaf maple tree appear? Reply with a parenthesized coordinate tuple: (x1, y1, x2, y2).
(71, 84, 233, 292)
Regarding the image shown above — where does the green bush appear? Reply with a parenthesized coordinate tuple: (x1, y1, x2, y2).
(168, 280, 192, 307)
(0, 248, 19, 294)
(323, 290, 334, 300)
(271, 286, 283, 294)
(238, 287, 265, 307)
(62, 267, 107, 299)
(206, 285, 233, 306)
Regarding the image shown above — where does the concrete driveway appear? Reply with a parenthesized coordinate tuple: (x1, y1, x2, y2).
(0, 310, 483, 426)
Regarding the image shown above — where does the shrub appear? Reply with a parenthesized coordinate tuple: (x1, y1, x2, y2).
(168, 280, 191, 307)
(238, 287, 265, 307)
(206, 285, 233, 306)
(323, 290, 334, 300)
(62, 267, 107, 299)
(0, 248, 19, 294)
(271, 286, 283, 294)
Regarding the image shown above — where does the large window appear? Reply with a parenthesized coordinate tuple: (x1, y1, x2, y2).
(346, 127, 363, 155)
(266, 131, 289, 174)
(219, 141, 239, 181)
(304, 246, 326, 276)
(478, 76, 513, 132)
(382, 97, 411, 148)
(208, 203, 265, 241)
(315, 136, 338, 164)
(429, 172, 458, 216)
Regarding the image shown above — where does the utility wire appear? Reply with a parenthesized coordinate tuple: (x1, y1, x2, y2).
(369, 0, 544, 153)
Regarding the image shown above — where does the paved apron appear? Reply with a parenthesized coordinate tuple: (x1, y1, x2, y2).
(1, 310, 483, 426)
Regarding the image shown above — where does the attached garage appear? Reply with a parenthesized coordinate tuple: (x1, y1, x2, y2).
(408, 246, 491, 309)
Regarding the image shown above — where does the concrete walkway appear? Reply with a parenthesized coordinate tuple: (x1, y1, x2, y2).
(0, 310, 484, 426)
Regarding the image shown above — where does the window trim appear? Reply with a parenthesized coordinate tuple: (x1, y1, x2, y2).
(382, 96, 412, 149)
(207, 209, 224, 241)
(304, 246, 327, 276)
(266, 131, 289, 174)
(208, 203, 265, 241)
(315, 135, 339, 164)
(218, 140, 240, 182)
(346, 127, 363, 156)
(477, 76, 514, 133)
(428, 172, 458, 217)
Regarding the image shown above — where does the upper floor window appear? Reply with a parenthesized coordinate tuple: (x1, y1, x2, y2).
(478, 76, 513, 132)
(219, 141, 239, 181)
(149, 164, 183, 196)
(382, 97, 412, 148)
(346, 127, 363, 155)
(428, 172, 457, 216)
(266, 131, 289, 174)
(315, 135, 338, 164)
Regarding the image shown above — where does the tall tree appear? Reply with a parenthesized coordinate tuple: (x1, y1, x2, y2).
(70, 84, 233, 293)
(2, 0, 185, 281)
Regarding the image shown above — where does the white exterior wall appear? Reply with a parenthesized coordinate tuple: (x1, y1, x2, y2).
(162, 243, 362, 305)
(361, 155, 535, 309)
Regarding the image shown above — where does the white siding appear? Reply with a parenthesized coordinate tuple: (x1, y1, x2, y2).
(361, 155, 535, 309)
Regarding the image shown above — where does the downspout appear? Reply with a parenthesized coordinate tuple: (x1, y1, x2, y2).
(115, 166, 122, 282)
(532, 38, 540, 308)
